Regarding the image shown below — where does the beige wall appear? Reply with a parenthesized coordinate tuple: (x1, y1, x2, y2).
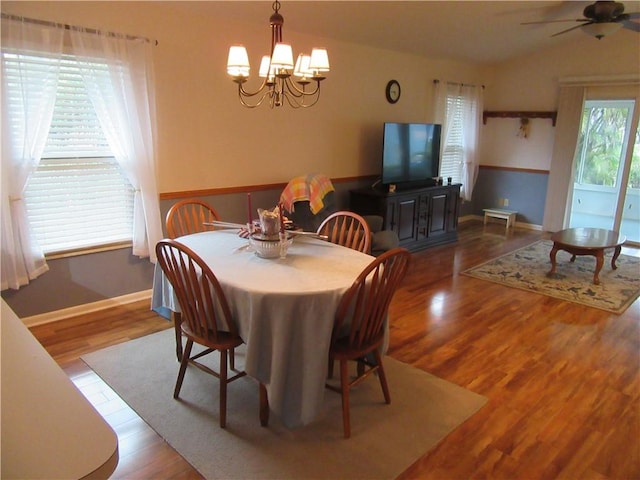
(2, 1, 487, 194)
(481, 31, 640, 170)
(4, 2, 638, 185)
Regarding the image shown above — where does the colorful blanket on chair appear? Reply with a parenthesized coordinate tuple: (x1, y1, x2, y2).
(280, 174, 335, 214)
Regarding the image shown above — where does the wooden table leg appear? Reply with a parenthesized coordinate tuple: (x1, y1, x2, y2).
(593, 249, 604, 285)
(611, 245, 622, 270)
(259, 383, 270, 427)
(547, 243, 559, 277)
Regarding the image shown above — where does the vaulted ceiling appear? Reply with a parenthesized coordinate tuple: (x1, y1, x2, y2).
(172, 1, 640, 65)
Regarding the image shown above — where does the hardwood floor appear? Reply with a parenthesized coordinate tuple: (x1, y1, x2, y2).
(29, 220, 640, 479)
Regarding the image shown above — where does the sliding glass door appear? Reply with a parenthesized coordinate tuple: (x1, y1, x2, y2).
(620, 128, 640, 241)
(569, 99, 639, 244)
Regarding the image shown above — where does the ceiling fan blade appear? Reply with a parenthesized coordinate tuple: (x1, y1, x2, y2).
(521, 19, 587, 25)
(551, 23, 591, 37)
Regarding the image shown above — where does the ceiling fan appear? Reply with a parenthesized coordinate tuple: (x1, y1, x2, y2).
(522, 1, 640, 39)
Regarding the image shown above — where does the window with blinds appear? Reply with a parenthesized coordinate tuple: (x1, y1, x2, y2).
(440, 95, 465, 184)
(3, 52, 134, 255)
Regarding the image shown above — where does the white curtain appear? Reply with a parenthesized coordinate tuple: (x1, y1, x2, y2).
(459, 84, 482, 201)
(69, 29, 163, 262)
(542, 86, 585, 232)
(434, 80, 483, 201)
(0, 18, 62, 290)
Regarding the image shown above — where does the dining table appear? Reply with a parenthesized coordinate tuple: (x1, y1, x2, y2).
(151, 229, 380, 428)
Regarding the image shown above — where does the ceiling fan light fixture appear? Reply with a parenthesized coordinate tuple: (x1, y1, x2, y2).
(581, 21, 623, 39)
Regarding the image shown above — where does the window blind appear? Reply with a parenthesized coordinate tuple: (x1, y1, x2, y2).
(3, 51, 135, 254)
(440, 95, 464, 182)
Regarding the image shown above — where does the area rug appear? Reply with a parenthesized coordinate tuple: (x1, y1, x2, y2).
(462, 240, 640, 314)
(82, 329, 487, 480)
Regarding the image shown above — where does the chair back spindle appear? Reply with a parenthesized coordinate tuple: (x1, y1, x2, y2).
(317, 211, 371, 254)
(334, 248, 410, 349)
(156, 240, 236, 344)
(166, 199, 220, 239)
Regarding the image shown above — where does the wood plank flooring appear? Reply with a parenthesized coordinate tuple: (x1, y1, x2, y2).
(29, 220, 640, 479)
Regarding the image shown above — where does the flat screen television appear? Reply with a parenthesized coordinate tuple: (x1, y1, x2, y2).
(381, 122, 441, 190)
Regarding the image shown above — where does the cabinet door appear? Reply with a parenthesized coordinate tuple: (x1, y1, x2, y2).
(446, 190, 460, 232)
(397, 197, 417, 242)
(428, 193, 448, 236)
(416, 194, 430, 240)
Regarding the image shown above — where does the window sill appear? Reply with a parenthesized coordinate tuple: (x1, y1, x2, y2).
(45, 242, 132, 260)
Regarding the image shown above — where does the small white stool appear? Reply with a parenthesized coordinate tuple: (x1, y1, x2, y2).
(483, 208, 518, 231)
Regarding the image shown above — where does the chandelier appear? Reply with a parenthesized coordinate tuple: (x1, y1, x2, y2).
(226, 1, 330, 109)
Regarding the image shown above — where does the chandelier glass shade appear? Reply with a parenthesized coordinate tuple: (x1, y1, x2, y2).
(226, 1, 329, 108)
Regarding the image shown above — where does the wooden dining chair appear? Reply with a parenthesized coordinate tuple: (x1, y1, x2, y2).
(155, 239, 268, 428)
(165, 199, 220, 239)
(326, 247, 411, 438)
(317, 211, 371, 254)
(165, 199, 221, 361)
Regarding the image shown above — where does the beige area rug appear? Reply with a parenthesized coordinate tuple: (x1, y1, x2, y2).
(82, 329, 487, 480)
(462, 240, 640, 314)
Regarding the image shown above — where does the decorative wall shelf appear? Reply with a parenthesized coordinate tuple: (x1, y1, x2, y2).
(483, 111, 557, 126)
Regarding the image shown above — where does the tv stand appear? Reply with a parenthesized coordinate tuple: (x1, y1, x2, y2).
(350, 184, 461, 252)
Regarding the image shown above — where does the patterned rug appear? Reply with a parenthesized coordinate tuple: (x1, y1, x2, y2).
(462, 240, 640, 314)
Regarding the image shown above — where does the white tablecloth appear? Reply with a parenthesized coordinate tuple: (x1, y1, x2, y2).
(151, 230, 376, 427)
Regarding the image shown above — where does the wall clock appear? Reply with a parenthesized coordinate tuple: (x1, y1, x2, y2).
(385, 80, 401, 104)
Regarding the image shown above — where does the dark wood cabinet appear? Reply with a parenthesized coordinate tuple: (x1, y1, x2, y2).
(350, 184, 461, 252)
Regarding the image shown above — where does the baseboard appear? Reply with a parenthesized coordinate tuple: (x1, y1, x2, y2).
(461, 214, 543, 231)
(22, 290, 153, 327)
(515, 222, 543, 231)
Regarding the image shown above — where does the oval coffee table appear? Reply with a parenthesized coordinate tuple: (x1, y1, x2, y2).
(548, 227, 626, 285)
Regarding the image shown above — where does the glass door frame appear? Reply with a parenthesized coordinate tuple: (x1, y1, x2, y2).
(567, 90, 640, 245)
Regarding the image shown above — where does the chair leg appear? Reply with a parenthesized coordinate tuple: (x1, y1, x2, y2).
(374, 350, 390, 404)
(328, 357, 334, 379)
(340, 359, 351, 438)
(174, 339, 193, 399)
(259, 383, 269, 427)
(219, 349, 228, 428)
(229, 347, 235, 371)
(173, 312, 183, 362)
